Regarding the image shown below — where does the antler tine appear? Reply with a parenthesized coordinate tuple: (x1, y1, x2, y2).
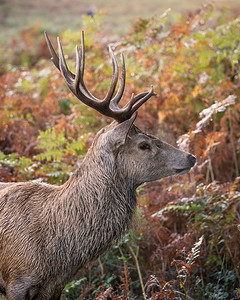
(110, 87, 156, 122)
(74, 45, 89, 100)
(103, 46, 119, 103)
(131, 86, 156, 112)
(44, 32, 60, 71)
(77, 31, 96, 99)
(109, 53, 126, 109)
(80, 31, 85, 78)
(75, 45, 98, 100)
(75, 32, 118, 103)
(119, 90, 150, 113)
(57, 37, 76, 87)
(45, 31, 156, 123)
(57, 33, 98, 106)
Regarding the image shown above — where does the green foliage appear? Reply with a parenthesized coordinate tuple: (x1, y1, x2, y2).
(0, 151, 34, 180)
(158, 202, 202, 213)
(35, 128, 66, 162)
(33, 127, 89, 184)
(158, 184, 240, 263)
(0, 151, 19, 168)
(63, 278, 87, 300)
(178, 16, 240, 82)
(200, 270, 238, 299)
(58, 99, 72, 115)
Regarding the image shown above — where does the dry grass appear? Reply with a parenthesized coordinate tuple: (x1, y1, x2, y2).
(0, 0, 239, 40)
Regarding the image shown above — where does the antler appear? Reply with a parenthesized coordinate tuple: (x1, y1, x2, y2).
(45, 31, 156, 123)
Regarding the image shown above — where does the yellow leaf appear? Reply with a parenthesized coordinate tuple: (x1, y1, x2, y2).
(191, 85, 203, 98)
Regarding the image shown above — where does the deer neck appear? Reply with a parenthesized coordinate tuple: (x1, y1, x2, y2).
(66, 154, 137, 211)
(57, 154, 137, 263)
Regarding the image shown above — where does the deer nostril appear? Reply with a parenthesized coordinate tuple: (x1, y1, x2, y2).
(188, 154, 196, 167)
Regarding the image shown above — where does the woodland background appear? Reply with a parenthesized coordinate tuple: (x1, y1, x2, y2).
(0, 1, 240, 299)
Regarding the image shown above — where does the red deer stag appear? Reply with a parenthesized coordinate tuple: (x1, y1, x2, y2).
(0, 32, 196, 300)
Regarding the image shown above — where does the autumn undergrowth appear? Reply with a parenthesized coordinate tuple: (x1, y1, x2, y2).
(0, 4, 240, 299)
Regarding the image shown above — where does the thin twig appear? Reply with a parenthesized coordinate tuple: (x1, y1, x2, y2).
(98, 257, 104, 276)
(127, 244, 147, 300)
(228, 110, 239, 178)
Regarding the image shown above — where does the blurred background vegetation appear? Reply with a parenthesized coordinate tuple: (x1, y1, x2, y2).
(1, 0, 240, 38)
(0, 1, 240, 299)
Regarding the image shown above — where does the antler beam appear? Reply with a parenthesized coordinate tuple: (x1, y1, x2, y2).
(45, 31, 156, 123)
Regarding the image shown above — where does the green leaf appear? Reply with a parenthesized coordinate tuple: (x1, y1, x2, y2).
(35, 128, 66, 162)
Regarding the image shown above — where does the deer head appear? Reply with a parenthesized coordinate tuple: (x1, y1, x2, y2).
(45, 32, 196, 187)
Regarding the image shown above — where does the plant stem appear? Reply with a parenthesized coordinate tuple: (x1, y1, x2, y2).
(118, 246, 130, 298)
(206, 156, 215, 182)
(127, 244, 147, 300)
(98, 257, 104, 276)
(228, 110, 239, 178)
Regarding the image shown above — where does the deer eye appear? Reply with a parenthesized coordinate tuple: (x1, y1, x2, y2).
(138, 142, 151, 151)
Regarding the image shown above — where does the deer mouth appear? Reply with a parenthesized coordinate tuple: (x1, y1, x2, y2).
(175, 168, 191, 175)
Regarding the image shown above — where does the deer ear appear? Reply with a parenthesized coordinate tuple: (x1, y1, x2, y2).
(110, 113, 137, 147)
